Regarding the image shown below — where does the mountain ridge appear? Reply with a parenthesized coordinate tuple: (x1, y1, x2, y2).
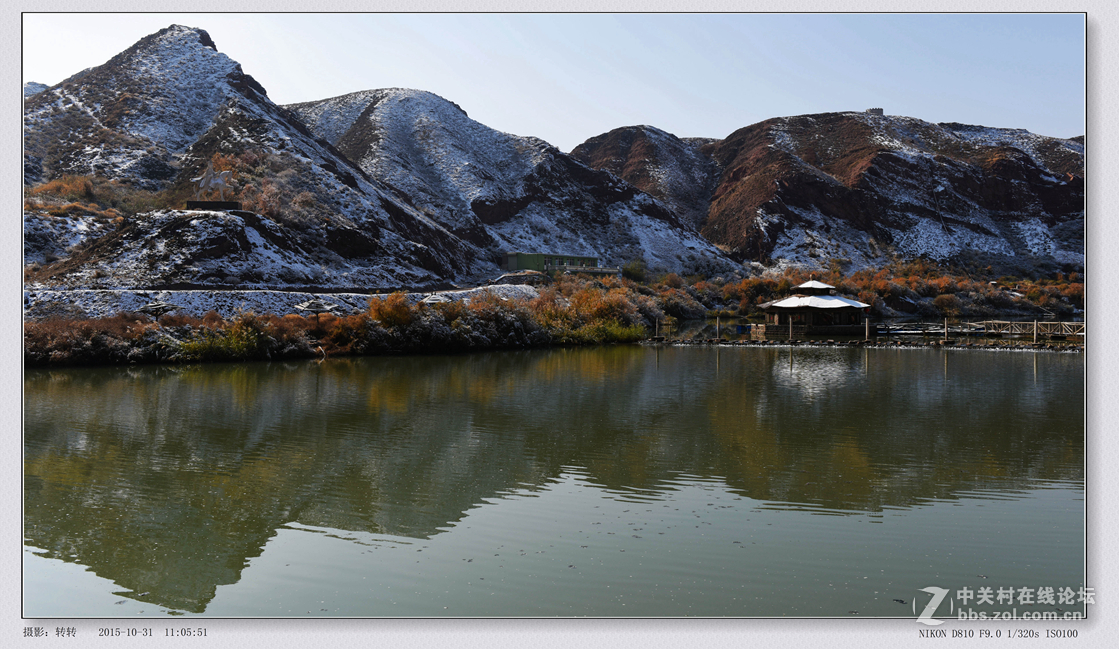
(574, 112, 1083, 276)
(23, 24, 1084, 294)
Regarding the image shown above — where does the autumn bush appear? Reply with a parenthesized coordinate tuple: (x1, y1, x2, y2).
(708, 258, 1085, 319)
(369, 292, 416, 328)
(320, 314, 373, 355)
(933, 294, 962, 315)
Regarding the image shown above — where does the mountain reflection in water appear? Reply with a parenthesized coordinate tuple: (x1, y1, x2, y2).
(24, 346, 1083, 614)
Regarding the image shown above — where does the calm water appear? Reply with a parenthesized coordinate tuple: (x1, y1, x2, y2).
(24, 346, 1084, 618)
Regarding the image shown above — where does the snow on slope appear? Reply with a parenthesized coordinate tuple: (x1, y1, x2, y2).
(760, 112, 1084, 270)
(291, 91, 736, 276)
(640, 127, 718, 200)
(24, 212, 114, 265)
(23, 209, 453, 291)
(24, 26, 490, 286)
(293, 88, 551, 232)
(942, 123, 1084, 169)
(23, 25, 242, 153)
(103, 25, 244, 152)
(627, 126, 720, 228)
(22, 25, 248, 187)
(570, 126, 721, 229)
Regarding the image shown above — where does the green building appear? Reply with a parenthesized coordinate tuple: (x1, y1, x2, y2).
(501, 252, 603, 273)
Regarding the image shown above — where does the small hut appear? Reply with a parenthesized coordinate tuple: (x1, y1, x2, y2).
(756, 280, 869, 338)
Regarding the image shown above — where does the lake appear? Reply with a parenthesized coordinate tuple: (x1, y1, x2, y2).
(23, 345, 1085, 618)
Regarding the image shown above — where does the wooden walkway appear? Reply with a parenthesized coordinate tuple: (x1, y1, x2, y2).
(748, 320, 1084, 341)
(982, 321, 1085, 339)
(878, 322, 984, 336)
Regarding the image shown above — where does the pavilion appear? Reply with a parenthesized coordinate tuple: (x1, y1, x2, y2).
(754, 280, 870, 339)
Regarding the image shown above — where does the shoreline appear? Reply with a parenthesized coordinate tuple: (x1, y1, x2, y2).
(22, 276, 1085, 369)
(25, 335, 1083, 371)
(640, 338, 1083, 353)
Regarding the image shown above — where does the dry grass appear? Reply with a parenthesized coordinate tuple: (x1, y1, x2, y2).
(25, 174, 167, 218)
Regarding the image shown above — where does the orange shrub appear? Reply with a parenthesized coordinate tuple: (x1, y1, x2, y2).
(569, 287, 638, 325)
(1061, 283, 1084, 307)
(933, 294, 962, 314)
(321, 314, 371, 354)
(432, 299, 468, 324)
(369, 292, 415, 328)
(27, 175, 96, 202)
(528, 287, 575, 330)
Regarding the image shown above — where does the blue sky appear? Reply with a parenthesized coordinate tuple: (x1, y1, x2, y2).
(22, 13, 1085, 151)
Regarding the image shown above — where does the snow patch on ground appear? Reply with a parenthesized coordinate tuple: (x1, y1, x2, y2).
(642, 128, 716, 188)
(291, 88, 552, 233)
(24, 209, 449, 291)
(890, 217, 1013, 260)
(1011, 218, 1057, 257)
(1053, 249, 1085, 266)
(24, 284, 541, 320)
(24, 212, 113, 264)
(290, 90, 737, 277)
(770, 119, 797, 155)
(766, 205, 886, 272)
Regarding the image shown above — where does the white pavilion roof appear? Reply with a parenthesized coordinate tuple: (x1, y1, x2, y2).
(796, 280, 835, 290)
(769, 295, 869, 309)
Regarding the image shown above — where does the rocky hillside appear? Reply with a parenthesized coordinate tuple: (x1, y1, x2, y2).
(574, 113, 1084, 276)
(286, 89, 732, 276)
(23, 24, 1084, 297)
(23, 25, 483, 290)
(571, 125, 720, 229)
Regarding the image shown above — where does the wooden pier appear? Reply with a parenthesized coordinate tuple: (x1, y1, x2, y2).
(747, 319, 1084, 342)
(981, 321, 1084, 340)
(877, 322, 984, 336)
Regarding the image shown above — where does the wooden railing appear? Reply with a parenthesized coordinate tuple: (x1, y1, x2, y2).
(982, 321, 1085, 338)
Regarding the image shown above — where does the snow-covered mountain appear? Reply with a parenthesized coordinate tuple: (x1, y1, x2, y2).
(23, 25, 483, 289)
(287, 89, 734, 275)
(24, 25, 736, 290)
(574, 113, 1084, 275)
(22, 24, 1084, 294)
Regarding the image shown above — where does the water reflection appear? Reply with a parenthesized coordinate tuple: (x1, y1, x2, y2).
(24, 347, 1083, 613)
(770, 347, 858, 399)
